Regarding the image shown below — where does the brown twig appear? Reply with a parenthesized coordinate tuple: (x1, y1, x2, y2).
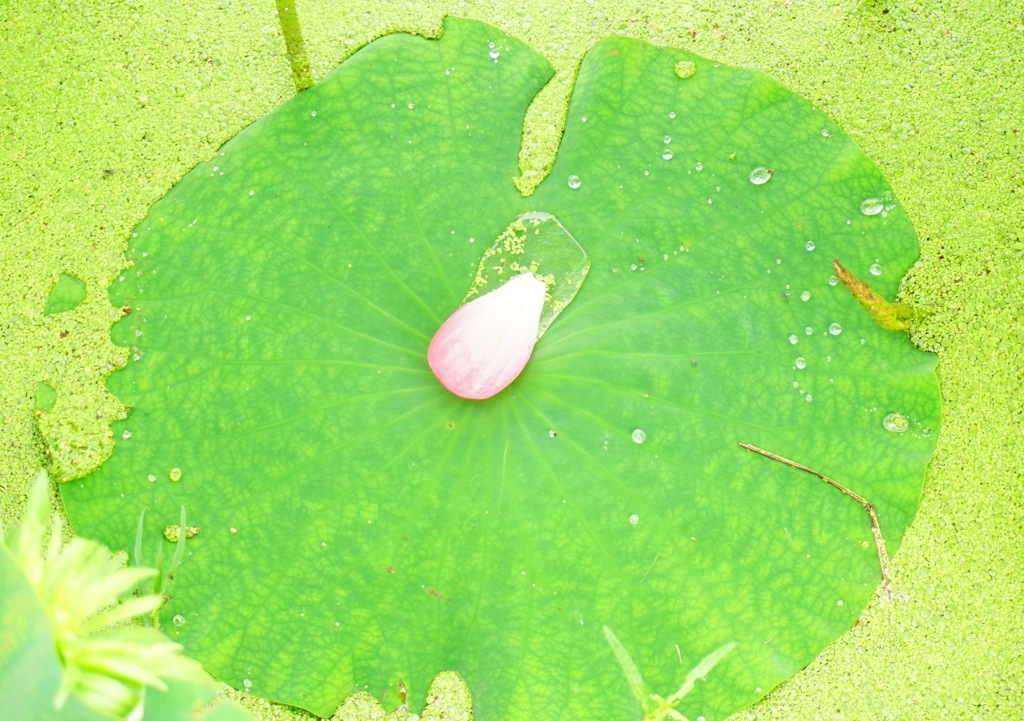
(738, 442, 890, 590)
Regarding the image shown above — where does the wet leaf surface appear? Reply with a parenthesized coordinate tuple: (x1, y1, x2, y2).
(62, 18, 939, 720)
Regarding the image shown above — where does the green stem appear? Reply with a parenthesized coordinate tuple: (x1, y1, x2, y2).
(276, 0, 314, 93)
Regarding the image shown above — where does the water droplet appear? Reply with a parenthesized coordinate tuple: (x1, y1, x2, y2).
(860, 197, 884, 216)
(662, 149, 673, 160)
(805, 326, 813, 335)
(628, 514, 639, 526)
(788, 334, 799, 345)
(489, 49, 500, 60)
(121, 430, 133, 440)
(821, 129, 831, 137)
(828, 322, 843, 336)
(581, 115, 588, 123)
(805, 394, 813, 402)
(749, 166, 773, 185)
(674, 60, 696, 78)
(805, 240, 816, 251)
(248, 190, 255, 197)
(244, 314, 252, 321)
(147, 473, 156, 483)
(242, 678, 253, 690)
(695, 162, 703, 171)
(169, 467, 182, 482)
(548, 429, 557, 439)
(663, 135, 672, 144)
(567, 174, 582, 189)
(407, 103, 415, 110)
(310, 110, 317, 117)
(828, 275, 839, 286)
(836, 599, 844, 607)
(794, 357, 807, 369)
(800, 290, 812, 302)
(882, 412, 909, 433)
(631, 428, 647, 444)
(869, 262, 883, 276)
(172, 614, 186, 627)
(668, 111, 676, 119)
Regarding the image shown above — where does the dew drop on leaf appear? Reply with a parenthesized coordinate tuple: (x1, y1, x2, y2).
(674, 60, 696, 78)
(749, 166, 773, 184)
(882, 412, 910, 433)
(860, 197, 884, 216)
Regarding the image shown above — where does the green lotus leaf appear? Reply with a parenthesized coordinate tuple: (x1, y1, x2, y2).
(61, 17, 940, 721)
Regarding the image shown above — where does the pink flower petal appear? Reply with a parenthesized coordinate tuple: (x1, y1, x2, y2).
(428, 272, 547, 399)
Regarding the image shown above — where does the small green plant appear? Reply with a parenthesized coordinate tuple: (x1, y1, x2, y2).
(133, 505, 188, 630)
(1, 471, 216, 719)
(603, 626, 735, 721)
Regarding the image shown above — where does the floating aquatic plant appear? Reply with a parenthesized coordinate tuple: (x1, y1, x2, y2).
(61, 18, 940, 720)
